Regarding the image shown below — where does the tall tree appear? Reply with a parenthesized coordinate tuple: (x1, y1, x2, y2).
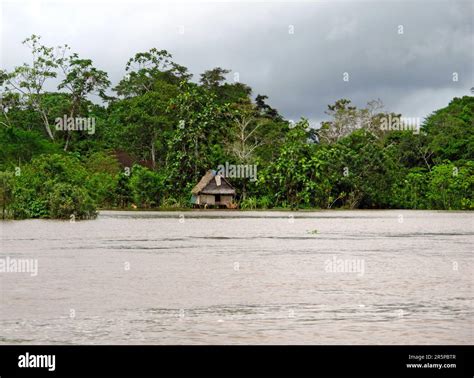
(114, 48, 191, 98)
(166, 82, 230, 192)
(200, 67, 230, 88)
(1, 35, 63, 140)
(57, 51, 110, 150)
(109, 81, 178, 169)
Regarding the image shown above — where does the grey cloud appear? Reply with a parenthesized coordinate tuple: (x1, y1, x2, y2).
(1, 0, 472, 125)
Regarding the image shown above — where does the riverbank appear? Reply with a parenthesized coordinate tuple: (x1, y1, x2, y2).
(98, 208, 474, 218)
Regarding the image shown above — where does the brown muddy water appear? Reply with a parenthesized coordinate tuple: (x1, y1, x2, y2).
(0, 210, 472, 344)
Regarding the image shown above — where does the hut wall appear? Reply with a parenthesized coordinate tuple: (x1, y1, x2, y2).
(219, 195, 233, 205)
(200, 194, 215, 205)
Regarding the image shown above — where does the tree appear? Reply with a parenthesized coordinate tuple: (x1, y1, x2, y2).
(318, 99, 358, 144)
(57, 52, 111, 150)
(1, 35, 110, 152)
(422, 96, 474, 164)
(386, 131, 433, 171)
(10, 154, 97, 219)
(224, 104, 264, 200)
(255, 94, 281, 120)
(2, 36, 473, 214)
(85, 151, 121, 208)
(226, 104, 263, 163)
(200, 67, 252, 105)
(0, 126, 60, 168)
(318, 99, 390, 144)
(166, 82, 230, 192)
(114, 48, 191, 98)
(200, 67, 230, 88)
(1, 35, 63, 140)
(109, 81, 178, 169)
(390, 167, 429, 209)
(129, 165, 165, 208)
(331, 129, 401, 208)
(0, 171, 14, 219)
(259, 119, 329, 208)
(427, 162, 473, 209)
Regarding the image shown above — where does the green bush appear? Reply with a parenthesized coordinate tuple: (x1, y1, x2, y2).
(427, 162, 473, 210)
(10, 154, 98, 219)
(390, 168, 429, 209)
(83, 152, 121, 208)
(115, 172, 133, 208)
(48, 182, 96, 219)
(87, 172, 118, 208)
(240, 196, 257, 209)
(129, 165, 165, 208)
(0, 171, 14, 219)
(256, 195, 273, 209)
(161, 196, 188, 208)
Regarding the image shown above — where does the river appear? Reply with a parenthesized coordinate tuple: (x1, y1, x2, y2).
(0, 210, 472, 344)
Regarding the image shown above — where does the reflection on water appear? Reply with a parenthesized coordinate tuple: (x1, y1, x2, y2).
(0, 210, 472, 344)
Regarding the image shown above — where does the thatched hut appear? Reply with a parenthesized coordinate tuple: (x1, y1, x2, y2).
(191, 170, 236, 208)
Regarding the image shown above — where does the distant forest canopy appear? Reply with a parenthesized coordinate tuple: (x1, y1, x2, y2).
(0, 35, 473, 219)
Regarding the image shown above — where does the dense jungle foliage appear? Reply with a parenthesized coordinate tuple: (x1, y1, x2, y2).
(1, 36, 472, 219)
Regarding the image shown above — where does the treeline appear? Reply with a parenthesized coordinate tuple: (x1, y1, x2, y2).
(0, 35, 472, 219)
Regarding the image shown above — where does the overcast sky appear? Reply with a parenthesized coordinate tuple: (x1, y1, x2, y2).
(1, 0, 472, 126)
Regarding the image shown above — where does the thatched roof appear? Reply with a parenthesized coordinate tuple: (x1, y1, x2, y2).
(191, 170, 236, 195)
